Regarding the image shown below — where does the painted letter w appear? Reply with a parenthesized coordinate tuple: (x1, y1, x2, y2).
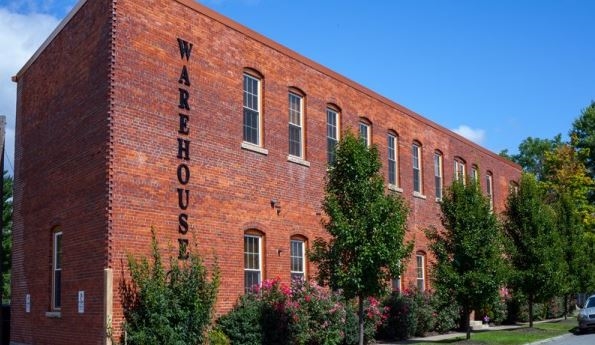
(177, 38, 193, 61)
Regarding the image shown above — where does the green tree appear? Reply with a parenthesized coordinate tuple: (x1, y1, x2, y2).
(0, 171, 12, 303)
(500, 135, 563, 180)
(503, 174, 566, 327)
(426, 179, 504, 340)
(309, 131, 413, 345)
(121, 227, 220, 344)
(570, 101, 595, 183)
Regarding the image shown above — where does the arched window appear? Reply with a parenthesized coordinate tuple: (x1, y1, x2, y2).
(288, 87, 305, 158)
(52, 227, 63, 310)
(358, 117, 372, 147)
(412, 141, 423, 194)
(243, 69, 263, 146)
(454, 156, 466, 183)
(434, 150, 443, 200)
(290, 235, 307, 281)
(416, 252, 426, 291)
(387, 131, 399, 189)
(326, 105, 341, 164)
(244, 230, 264, 292)
(486, 171, 494, 211)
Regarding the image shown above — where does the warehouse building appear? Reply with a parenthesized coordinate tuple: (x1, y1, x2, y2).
(11, 0, 521, 344)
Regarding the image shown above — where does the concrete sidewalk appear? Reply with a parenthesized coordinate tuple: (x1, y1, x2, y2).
(377, 318, 570, 344)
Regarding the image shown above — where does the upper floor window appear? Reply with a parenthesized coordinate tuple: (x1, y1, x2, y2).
(412, 142, 423, 194)
(454, 157, 466, 183)
(290, 238, 306, 281)
(387, 132, 399, 187)
(510, 181, 519, 196)
(359, 119, 371, 147)
(52, 229, 63, 310)
(243, 72, 262, 146)
(326, 107, 340, 164)
(471, 164, 479, 184)
(434, 151, 443, 200)
(486, 171, 494, 211)
(244, 233, 263, 292)
(288, 91, 304, 158)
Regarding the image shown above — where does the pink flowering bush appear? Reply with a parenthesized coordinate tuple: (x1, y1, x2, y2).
(218, 278, 388, 345)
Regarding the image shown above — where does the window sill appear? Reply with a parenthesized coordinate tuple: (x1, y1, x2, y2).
(241, 142, 269, 155)
(413, 192, 426, 200)
(435, 197, 442, 202)
(287, 155, 310, 167)
(388, 184, 402, 193)
(45, 311, 61, 318)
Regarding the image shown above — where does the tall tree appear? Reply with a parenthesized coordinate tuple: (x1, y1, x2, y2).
(570, 101, 595, 182)
(309, 131, 413, 345)
(503, 173, 566, 327)
(426, 179, 504, 340)
(500, 135, 563, 180)
(0, 172, 12, 303)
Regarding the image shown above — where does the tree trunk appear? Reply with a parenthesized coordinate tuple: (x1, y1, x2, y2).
(358, 295, 365, 345)
(564, 294, 568, 320)
(529, 295, 534, 328)
(464, 304, 471, 340)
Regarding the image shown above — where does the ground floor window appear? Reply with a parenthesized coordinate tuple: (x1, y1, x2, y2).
(244, 234, 262, 292)
(52, 230, 62, 310)
(416, 253, 425, 291)
(290, 239, 305, 281)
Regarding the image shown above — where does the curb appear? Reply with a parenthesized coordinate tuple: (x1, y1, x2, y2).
(524, 333, 572, 345)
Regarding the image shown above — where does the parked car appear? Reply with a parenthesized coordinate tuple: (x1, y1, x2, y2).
(578, 295, 595, 333)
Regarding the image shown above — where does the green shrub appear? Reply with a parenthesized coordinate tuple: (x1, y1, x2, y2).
(207, 328, 230, 345)
(120, 227, 220, 345)
(217, 294, 264, 345)
(430, 291, 459, 333)
(379, 288, 440, 340)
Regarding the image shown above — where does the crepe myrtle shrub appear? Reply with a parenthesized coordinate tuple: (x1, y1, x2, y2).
(120, 227, 220, 345)
(310, 131, 413, 345)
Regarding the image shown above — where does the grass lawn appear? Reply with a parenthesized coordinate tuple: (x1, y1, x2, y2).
(415, 318, 577, 345)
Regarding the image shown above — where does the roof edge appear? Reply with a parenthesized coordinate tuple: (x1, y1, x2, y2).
(174, 0, 520, 170)
(12, 0, 88, 82)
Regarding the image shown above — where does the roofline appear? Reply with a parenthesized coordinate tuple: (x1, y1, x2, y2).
(12, 0, 88, 83)
(12, 0, 521, 170)
(174, 0, 519, 170)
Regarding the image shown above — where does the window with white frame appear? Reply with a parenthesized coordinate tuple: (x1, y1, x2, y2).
(288, 92, 304, 158)
(243, 73, 261, 146)
(359, 120, 371, 147)
(388, 133, 399, 187)
(472, 165, 479, 184)
(52, 230, 63, 310)
(244, 234, 262, 292)
(290, 238, 306, 281)
(434, 151, 443, 200)
(454, 158, 466, 183)
(416, 253, 426, 291)
(412, 142, 423, 194)
(392, 276, 401, 292)
(327, 107, 340, 164)
(486, 172, 494, 211)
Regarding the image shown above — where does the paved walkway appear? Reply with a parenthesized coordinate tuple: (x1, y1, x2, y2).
(377, 318, 570, 344)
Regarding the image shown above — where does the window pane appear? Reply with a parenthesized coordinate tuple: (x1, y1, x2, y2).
(388, 134, 397, 185)
(290, 240, 305, 280)
(243, 74, 260, 145)
(327, 109, 338, 164)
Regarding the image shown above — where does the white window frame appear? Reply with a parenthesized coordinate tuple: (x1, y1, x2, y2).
(288, 92, 304, 158)
(326, 107, 340, 164)
(290, 239, 306, 281)
(472, 165, 479, 184)
(486, 172, 494, 211)
(52, 231, 62, 310)
(243, 73, 262, 146)
(359, 120, 371, 147)
(412, 143, 423, 194)
(244, 234, 262, 292)
(416, 254, 425, 292)
(454, 159, 466, 183)
(434, 152, 443, 201)
(387, 133, 399, 189)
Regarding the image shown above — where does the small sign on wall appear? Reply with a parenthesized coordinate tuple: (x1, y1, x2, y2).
(78, 291, 84, 314)
(25, 294, 30, 313)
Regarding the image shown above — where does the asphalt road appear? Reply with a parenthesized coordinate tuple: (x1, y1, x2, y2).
(545, 331, 595, 345)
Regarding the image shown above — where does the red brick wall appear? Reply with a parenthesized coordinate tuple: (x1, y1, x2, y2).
(12, 1, 112, 344)
(13, 0, 521, 343)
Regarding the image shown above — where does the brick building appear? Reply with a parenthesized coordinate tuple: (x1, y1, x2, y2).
(11, 0, 521, 344)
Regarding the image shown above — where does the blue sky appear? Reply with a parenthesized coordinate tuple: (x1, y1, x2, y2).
(1, 0, 594, 172)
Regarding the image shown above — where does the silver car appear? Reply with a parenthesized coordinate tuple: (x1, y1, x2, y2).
(578, 295, 595, 332)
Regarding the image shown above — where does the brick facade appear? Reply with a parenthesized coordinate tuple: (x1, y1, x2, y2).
(12, 0, 521, 344)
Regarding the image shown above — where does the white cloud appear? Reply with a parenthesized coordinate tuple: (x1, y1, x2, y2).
(0, 7, 60, 174)
(452, 125, 486, 145)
